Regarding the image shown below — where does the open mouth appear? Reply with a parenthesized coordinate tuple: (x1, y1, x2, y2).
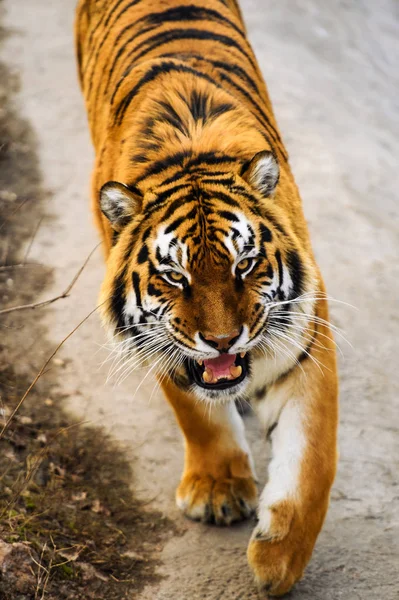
(187, 352, 249, 390)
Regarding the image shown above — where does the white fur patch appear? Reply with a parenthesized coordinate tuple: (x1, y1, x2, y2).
(153, 225, 191, 282)
(155, 225, 175, 258)
(123, 291, 143, 324)
(256, 400, 305, 535)
(225, 401, 257, 479)
(193, 332, 219, 354)
(223, 211, 255, 268)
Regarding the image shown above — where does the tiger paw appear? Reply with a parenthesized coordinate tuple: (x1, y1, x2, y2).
(247, 501, 314, 596)
(176, 472, 257, 525)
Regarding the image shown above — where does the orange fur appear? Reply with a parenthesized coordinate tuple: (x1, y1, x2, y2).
(75, 0, 338, 594)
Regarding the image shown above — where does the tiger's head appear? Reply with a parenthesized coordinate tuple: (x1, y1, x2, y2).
(99, 150, 318, 401)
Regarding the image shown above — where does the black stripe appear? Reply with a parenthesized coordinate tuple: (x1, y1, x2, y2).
(137, 244, 149, 264)
(158, 170, 188, 188)
(286, 250, 304, 297)
(199, 175, 235, 186)
(141, 227, 151, 242)
(186, 152, 237, 169)
(131, 153, 150, 163)
(260, 223, 272, 244)
(161, 52, 260, 94)
(157, 100, 188, 135)
(173, 325, 194, 344)
(123, 28, 259, 80)
(164, 215, 187, 234)
(86, 0, 143, 93)
(188, 89, 208, 122)
(145, 184, 190, 217)
(132, 271, 142, 308)
(136, 151, 237, 187)
(140, 5, 245, 38)
(205, 189, 240, 208)
(134, 151, 190, 184)
(181, 222, 198, 242)
(113, 61, 220, 122)
(275, 250, 284, 289)
(249, 310, 266, 335)
(265, 264, 273, 279)
(185, 207, 197, 220)
(218, 210, 239, 222)
(111, 269, 127, 330)
(208, 102, 234, 119)
(147, 282, 163, 297)
(111, 229, 120, 246)
(161, 196, 188, 221)
(86, 0, 127, 53)
(102, 4, 247, 94)
(218, 71, 285, 156)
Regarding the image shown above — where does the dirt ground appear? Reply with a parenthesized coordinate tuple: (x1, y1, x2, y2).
(1, 0, 398, 599)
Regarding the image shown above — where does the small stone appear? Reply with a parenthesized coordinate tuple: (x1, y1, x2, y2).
(52, 358, 65, 367)
(121, 550, 145, 562)
(0, 190, 17, 202)
(36, 433, 47, 445)
(19, 415, 32, 425)
(44, 398, 53, 406)
(72, 491, 87, 502)
(4, 449, 17, 462)
(77, 562, 109, 582)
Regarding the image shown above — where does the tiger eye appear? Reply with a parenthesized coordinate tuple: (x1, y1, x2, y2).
(169, 271, 184, 282)
(237, 258, 250, 271)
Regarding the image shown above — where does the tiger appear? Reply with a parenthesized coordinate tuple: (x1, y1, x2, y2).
(75, 0, 338, 595)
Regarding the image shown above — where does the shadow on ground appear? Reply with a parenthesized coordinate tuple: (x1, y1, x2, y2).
(0, 19, 173, 600)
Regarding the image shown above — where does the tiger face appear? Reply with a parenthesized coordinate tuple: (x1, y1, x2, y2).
(100, 151, 317, 401)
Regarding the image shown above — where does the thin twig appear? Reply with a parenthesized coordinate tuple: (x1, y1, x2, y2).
(0, 237, 9, 265)
(0, 262, 43, 271)
(0, 197, 32, 232)
(0, 303, 102, 439)
(23, 215, 44, 263)
(0, 243, 100, 316)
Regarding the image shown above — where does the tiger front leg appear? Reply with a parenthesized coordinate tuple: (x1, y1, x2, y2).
(161, 378, 258, 526)
(248, 328, 338, 596)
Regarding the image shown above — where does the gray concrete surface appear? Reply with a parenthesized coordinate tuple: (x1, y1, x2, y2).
(2, 0, 398, 598)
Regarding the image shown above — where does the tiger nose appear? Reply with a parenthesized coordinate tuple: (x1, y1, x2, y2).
(200, 329, 241, 352)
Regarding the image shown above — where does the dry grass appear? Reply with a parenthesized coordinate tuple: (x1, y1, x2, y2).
(0, 366, 169, 599)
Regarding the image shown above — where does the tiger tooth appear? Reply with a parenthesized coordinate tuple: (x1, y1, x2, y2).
(203, 368, 213, 383)
(240, 352, 246, 358)
(230, 365, 242, 379)
(197, 359, 203, 366)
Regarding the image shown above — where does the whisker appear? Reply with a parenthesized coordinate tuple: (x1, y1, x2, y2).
(268, 319, 340, 356)
(111, 338, 171, 383)
(269, 329, 329, 375)
(274, 311, 352, 347)
(107, 333, 171, 380)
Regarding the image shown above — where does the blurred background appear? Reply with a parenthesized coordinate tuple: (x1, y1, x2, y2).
(0, 1, 398, 599)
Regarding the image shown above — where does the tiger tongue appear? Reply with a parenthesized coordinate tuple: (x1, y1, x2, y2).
(203, 354, 237, 381)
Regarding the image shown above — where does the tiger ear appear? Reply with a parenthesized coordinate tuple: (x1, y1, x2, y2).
(241, 150, 279, 197)
(100, 181, 142, 231)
